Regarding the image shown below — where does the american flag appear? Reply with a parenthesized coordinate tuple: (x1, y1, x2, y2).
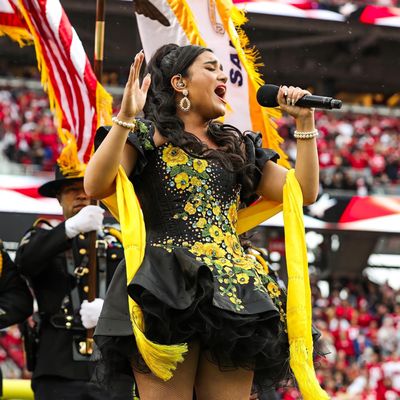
(0, 0, 32, 45)
(0, 0, 112, 167)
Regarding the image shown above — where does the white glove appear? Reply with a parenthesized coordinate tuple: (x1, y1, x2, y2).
(65, 205, 105, 239)
(79, 298, 104, 329)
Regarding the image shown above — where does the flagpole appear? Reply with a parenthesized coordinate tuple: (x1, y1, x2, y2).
(94, 0, 105, 80)
(86, 0, 106, 353)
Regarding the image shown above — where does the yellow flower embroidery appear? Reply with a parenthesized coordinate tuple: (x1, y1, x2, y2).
(193, 158, 208, 173)
(196, 218, 207, 228)
(253, 260, 268, 276)
(203, 243, 226, 258)
(184, 202, 196, 215)
(193, 198, 203, 208)
(267, 282, 281, 298)
(224, 233, 235, 255)
(209, 225, 223, 243)
(174, 172, 189, 190)
(254, 275, 262, 286)
(234, 257, 253, 270)
(190, 242, 206, 256)
(229, 296, 243, 308)
(219, 258, 233, 267)
(162, 145, 188, 166)
(191, 177, 202, 187)
(212, 205, 221, 216)
(236, 273, 250, 285)
(203, 257, 213, 266)
(228, 203, 238, 227)
(223, 266, 233, 276)
(224, 233, 242, 256)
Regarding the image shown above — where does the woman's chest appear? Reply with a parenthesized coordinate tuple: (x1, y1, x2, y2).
(136, 144, 241, 205)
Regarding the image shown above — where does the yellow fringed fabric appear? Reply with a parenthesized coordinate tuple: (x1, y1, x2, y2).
(102, 167, 188, 381)
(237, 199, 282, 235)
(166, 0, 206, 47)
(215, 0, 289, 167)
(0, 25, 32, 46)
(0, 251, 3, 277)
(13, 3, 113, 172)
(96, 82, 113, 126)
(57, 139, 86, 178)
(283, 170, 330, 399)
(15, 2, 84, 175)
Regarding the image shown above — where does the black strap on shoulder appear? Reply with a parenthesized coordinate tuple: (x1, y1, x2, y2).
(96, 240, 108, 298)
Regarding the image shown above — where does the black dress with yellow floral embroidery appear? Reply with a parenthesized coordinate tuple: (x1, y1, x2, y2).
(93, 120, 291, 388)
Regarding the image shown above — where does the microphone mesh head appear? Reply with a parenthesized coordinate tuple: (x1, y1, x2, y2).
(256, 84, 280, 107)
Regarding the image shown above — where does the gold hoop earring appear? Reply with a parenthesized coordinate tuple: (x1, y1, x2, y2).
(179, 89, 191, 112)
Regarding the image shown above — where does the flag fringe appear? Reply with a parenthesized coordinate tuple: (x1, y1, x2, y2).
(96, 82, 113, 126)
(130, 301, 188, 381)
(16, 1, 84, 175)
(102, 168, 188, 382)
(0, 24, 32, 46)
(216, 2, 289, 167)
(289, 339, 330, 400)
(284, 171, 330, 399)
(167, 0, 206, 46)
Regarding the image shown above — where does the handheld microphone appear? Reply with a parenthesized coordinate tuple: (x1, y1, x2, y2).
(256, 84, 342, 110)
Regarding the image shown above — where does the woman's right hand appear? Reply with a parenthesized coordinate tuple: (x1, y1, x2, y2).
(118, 50, 151, 121)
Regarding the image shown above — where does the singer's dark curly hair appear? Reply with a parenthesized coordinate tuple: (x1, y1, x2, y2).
(143, 43, 253, 182)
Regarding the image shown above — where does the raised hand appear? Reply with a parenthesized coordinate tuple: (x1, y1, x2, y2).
(118, 50, 151, 121)
(277, 85, 314, 120)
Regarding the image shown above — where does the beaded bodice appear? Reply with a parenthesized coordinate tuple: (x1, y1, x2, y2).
(131, 142, 284, 313)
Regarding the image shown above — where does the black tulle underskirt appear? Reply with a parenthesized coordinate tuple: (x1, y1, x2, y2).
(93, 265, 292, 393)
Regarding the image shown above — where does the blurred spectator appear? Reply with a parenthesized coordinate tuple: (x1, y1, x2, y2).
(1, 85, 399, 194)
(279, 110, 400, 193)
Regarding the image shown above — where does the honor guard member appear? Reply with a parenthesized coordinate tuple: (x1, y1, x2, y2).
(15, 165, 132, 400)
(0, 241, 33, 330)
(0, 241, 33, 397)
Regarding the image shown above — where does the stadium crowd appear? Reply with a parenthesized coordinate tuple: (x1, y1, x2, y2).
(1, 87, 400, 194)
(279, 110, 400, 194)
(308, 276, 400, 399)
(0, 88, 59, 172)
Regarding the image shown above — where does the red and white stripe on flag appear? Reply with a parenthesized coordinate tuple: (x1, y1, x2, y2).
(134, 0, 288, 166)
(0, 0, 32, 45)
(18, 0, 109, 165)
(1, 0, 112, 168)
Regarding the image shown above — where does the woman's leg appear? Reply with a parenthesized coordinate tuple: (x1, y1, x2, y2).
(133, 342, 200, 400)
(194, 352, 254, 400)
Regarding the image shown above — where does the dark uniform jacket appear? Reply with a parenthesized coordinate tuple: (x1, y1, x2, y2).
(15, 219, 123, 381)
(0, 246, 33, 329)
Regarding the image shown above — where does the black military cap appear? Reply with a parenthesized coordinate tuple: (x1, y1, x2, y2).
(38, 164, 85, 198)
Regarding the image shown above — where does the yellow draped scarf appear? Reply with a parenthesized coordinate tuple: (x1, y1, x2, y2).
(101, 167, 329, 398)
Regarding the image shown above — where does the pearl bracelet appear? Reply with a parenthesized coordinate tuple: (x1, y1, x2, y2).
(111, 116, 136, 130)
(293, 129, 319, 140)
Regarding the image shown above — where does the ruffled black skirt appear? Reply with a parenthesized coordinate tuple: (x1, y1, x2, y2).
(93, 246, 316, 394)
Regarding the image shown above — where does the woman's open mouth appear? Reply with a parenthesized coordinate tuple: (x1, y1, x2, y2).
(214, 85, 227, 103)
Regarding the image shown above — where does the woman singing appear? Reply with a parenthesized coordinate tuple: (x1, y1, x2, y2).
(84, 44, 320, 400)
